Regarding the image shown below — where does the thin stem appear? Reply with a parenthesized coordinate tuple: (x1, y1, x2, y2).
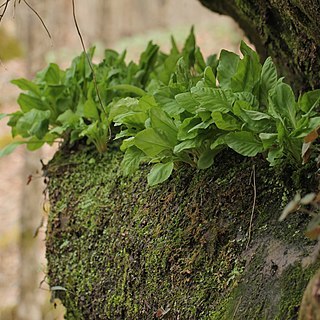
(22, 0, 51, 39)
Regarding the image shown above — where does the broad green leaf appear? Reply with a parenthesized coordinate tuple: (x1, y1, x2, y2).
(108, 84, 146, 96)
(204, 66, 216, 88)
(259, 133, 278, 149)
(174, 139, 198, 154)
(17, 93, 47, 112)
(115, 129, 133, 140)
(37, 63, 62, 85)
(291, 118, 310, 138)
(268, 82, 297, 128)
(182, 26, 196, 67)
(114, 111, 147, 129)
(211, 112, 241, 131)
(198, 111, 212, 122)
(225, 131, 264, 156)
(188, 118, 214, 132)
(11, 78, 41, 96)
(308, 117, 320, 131)
(231, 55, 261, 93)
(138, 42, 159, 72)
(175, 92, 199, 113)
(176, 57, 192, 85)
(234, 106, 274, 132)
(7, 111, 23, 137)
(191, 87, 233, 112)
(49, 126, 65, 135)
(197, 149, 216, 169)
(65, 49, 93, 82)
(139, 95, 158, 112)
(298, 89, 320, 113)
(147, 162, 174, 186)
(149, 107, 177, 145)
(260, 57, 277, 106)
(0, 141, 25, 157)
(217, 50, 240, 89)
(109, 98, 139, 121)
(267, 147, 284, 166)
(16, 109, 51, 139)
(195, 47, 206, 71)
(0, 113, 7, 121)
(276, 120, 286, 144)
(233, 100, 253, 116)
(240, 41, 260, 63)
(121, 146, 145, 176)
(138, 41, 159, 86)
(46, 84, 66, 98)
(135, 128, 173, 157)
(83, 99, 100, 120)
(155, 52, 180, 85)
(234, 92, 259, 108)
(155, 88, 185, 116)
(120, 137, 135, 151)
(57, 110, 81, 126)
(178, 117, 201, 140)
(240, 109, 271, 121)
(74, 100, 85, 118)
(206, 54, 218, 73)
(210, 134, 227, 150)
(291, 117, 320, 139)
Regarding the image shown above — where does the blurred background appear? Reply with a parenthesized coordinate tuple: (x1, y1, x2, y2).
(0, 0, 243, 319)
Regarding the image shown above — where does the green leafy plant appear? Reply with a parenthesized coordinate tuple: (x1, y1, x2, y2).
(113, 40, 320, 185)
(1, 42, 160, 155)
(1, 28, 319, 185)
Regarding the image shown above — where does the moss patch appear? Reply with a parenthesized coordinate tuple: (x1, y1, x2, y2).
(46, 147, 319, 319)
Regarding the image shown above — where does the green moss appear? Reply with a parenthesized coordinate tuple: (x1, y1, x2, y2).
(46, 147, 319, 319)
(276, 264, 320, 320)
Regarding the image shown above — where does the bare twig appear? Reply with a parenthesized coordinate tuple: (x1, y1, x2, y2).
(22, 0, 51, 39)
(246, 164, 256, 249)
(1, 0, 52, 43)
(0, 0, 10, 22)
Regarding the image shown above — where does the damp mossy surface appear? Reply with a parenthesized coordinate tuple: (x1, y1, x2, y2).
(46, 146, 319, 319)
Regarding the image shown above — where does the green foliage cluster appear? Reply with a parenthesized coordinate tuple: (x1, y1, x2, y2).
(1, 29, 319, 185)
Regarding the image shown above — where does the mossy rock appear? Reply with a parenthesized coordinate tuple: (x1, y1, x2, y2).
(45, 146, 320, 319)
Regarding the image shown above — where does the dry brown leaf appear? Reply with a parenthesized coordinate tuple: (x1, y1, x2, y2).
(304, 126, 320, 143)
(302, 142, 312, 164)
(155, 307, 170, 318)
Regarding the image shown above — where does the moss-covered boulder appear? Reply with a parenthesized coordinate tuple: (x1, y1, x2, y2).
(45, 146, 319, 319)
